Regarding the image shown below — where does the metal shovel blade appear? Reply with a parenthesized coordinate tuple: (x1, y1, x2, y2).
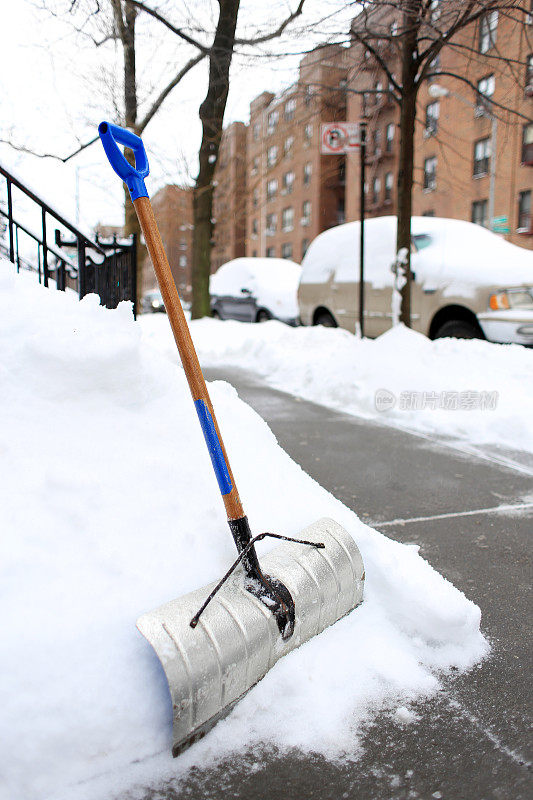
(137, 518, 364, 756)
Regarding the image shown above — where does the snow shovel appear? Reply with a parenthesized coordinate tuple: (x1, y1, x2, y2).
(98, 122, 365, 756)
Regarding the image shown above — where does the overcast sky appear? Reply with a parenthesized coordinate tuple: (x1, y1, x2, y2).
(1, 1, 356, 235)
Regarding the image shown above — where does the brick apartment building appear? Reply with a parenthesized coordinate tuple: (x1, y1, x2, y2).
(243, 45, 349, 263)
(345, 1, 533, 249)
(142, 185, 194, 298)
(209, 3, 531, 268)
(212, 121, 247, 270)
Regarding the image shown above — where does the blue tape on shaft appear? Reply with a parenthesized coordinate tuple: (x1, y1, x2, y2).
(194, 400, 233, 496)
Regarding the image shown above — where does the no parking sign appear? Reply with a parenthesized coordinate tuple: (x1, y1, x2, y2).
(320, 122, 360, 154)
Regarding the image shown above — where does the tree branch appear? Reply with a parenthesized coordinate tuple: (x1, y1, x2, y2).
(138, 51, 206, 132)
(235, 0, 306, 45)
(126, 0, 209, 53)
(0, 135, 99, 162)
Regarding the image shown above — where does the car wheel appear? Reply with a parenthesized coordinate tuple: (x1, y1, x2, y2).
(434, 319, 483, 340)
(256, 309, 271, 323)
(315, 311, 337, 328)
(212, 310, 221, 320)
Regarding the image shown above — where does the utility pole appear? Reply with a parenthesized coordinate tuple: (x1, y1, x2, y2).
(359, 121, 367, 338)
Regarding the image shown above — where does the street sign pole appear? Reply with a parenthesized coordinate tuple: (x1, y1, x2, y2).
(320, 121, 365, 337)
(359, 122, 366, 338)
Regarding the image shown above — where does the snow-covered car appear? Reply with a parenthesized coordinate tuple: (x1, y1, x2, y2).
(210, 257, 301, 325)
(298, 216, 533, 345)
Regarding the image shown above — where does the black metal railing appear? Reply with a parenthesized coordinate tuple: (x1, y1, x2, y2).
(0, 162, 137, 316)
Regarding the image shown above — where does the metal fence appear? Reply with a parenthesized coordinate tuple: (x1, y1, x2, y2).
(0, 162, 137, 316)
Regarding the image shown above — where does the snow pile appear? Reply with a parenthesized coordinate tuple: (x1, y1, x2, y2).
(1, 259, 487, 800)
(142, 315, 533, 456)
(210, 257, 301, 319)
(300, 216, 533, 295)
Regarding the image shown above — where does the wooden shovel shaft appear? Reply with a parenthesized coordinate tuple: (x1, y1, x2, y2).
(133, 196, 244, 521)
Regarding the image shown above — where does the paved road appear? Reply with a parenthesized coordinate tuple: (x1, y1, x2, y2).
(148, 367, 533, 800)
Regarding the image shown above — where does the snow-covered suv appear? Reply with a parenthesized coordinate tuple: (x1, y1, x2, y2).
(298, 217, 533, 346)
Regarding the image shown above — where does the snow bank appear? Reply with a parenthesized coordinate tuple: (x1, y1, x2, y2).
(1, 259, 487, 800)
(149, 316, 533, 457)
(210, 257, 301, 319)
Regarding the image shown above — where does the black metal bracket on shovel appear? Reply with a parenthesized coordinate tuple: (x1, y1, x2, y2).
(190, 516, 325, 640)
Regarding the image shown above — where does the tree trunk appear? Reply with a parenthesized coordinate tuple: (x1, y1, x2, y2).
(396, 0, 421, 327)
(118, 0, 145, 309)
(191, 0, 241, 319)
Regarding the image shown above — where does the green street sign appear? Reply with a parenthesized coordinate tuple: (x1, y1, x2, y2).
(492, 215, 508, 225)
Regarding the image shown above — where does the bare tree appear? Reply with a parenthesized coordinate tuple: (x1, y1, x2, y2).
(349, 0, 532, 326)
(15, 0, 308, 312)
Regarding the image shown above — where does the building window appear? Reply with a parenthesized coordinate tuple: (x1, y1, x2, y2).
(252, 250, 258, 258)
(390, 21, 398, 36)
(180, 239, 187, 250)
(281, 242, 293, 259)
(251, 156, 259, 175)
(284, 97, 296, 121)
(425, 101, 439, 135)
(267, 110, 278, 135)
(179, 255, 187, 267)
(267, 145, 278, 167)
(430, 0, 441, 23)
(304, 123, 313, 142)
(253, 123, 260, 141)
(252, 218, 258, 235)
(284, 136, 294, 158)
(303, 161, 312, 185)
(372, 176, 381, 205)
(518, 190, 531, 231)
(385, 123, 395, 152)
(301, 238, 309, 258)
(476, 74, 495, 116)
(471, 199, 488, 227)
(479, 11, 498, 54)
(282, 207, 294, 232)
(526, 54, 533, 95)
(473, 138, 491, 177)
(266, 213, 276, 234)
(266, 246, 276, 258)
(423, 156, 437, 190)
(422, 210, 435, 217)
(304, 85, 312, 106)
(375, 81, 383, 103)
(373, 128, 382, 156)
(267, 179, 278, 201)
(301, 200, 311, 226)
(428, 53, 441, 83)
(282, 171, 295, 194)
(522, 123, 533, 164)
(384, 171, 393, 201)
(253, 188, 259, 207)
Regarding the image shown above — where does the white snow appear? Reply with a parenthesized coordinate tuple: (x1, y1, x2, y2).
(210, 257, 301, 320)
(2, 258, 487, 800)
(300, 216, 533, 296)
(141, 315, 533, 456)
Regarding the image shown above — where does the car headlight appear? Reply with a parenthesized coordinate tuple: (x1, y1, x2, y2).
(489, 288, 533, 310)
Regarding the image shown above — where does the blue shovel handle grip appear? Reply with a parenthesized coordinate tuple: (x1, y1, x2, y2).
(98, 122, 149, 201)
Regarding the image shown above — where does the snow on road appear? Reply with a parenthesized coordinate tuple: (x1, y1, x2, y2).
(141, 314, 533, 457)
(2, 262, 487, 800)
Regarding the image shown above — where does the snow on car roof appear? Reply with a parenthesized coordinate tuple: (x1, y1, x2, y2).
(210, 257, 301, 296)
(300, 216, 533, 291)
